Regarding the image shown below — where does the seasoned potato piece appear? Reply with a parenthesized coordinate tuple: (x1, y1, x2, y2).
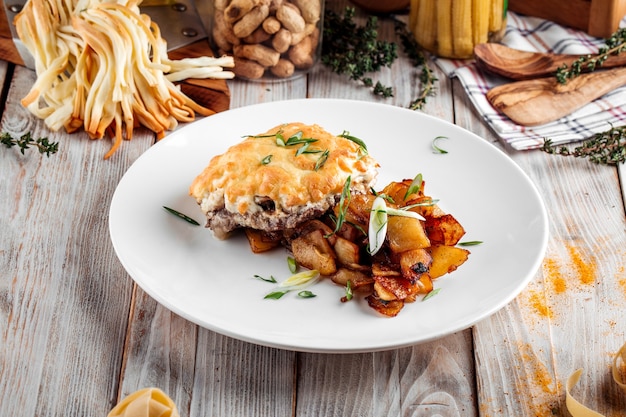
(387, 216, 430, 253)
(291, 229, 337, 275)
(333, 236, 361, 266)
(330, 267, 374, 291)
(373, 275, 422, 301)
(397, 248, 432, 281)
(425, 213, 466, 246)
(381, 178, 424, 204)
(366, 294, 405, 317)
(244, 228, 281, 253)
(339, 193, 376, 230)
(428, 245, 470, 279)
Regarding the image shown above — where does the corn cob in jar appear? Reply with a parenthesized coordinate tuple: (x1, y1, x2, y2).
(409, 0, 507, 59)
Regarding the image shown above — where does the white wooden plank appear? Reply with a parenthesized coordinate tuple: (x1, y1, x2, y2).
(0, 65, 152, 416)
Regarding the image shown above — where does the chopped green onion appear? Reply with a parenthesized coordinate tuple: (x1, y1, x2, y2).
(298, 290, 317, 298)
(338, 131, 368, 154)
(326, 176, 351, 237)
(422, 288, 441, 301)
(368, 196, 388, 255)
(264, 291, 288, 300)
(278, 270, 320, 290)
(287, 256, 297, 273)
(343, 281, 353, 301)
(432, 136, 449, 154)
(386, 206, 425, 221)
(459, 240, 483, 246)
(163, 206, 200, 226)
(261, 155, 272, 165)
(254, 274, 277, 283)
(314, 149, 330, 171)
(403, 173, 423, 200)
(401, 199, 439, 210)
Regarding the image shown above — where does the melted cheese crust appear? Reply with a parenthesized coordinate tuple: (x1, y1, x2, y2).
(189, 122, 378, 221)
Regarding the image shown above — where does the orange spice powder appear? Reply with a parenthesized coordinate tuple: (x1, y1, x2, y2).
(566, 244, 597, 286)
(528, 290, 553, 318)
(542, 257, 567, 294)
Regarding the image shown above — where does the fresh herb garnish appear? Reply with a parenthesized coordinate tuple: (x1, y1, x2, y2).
(422, 288, 441, 301)
(298, 290, 316, 298)
(326, 176, 351, 237)
(254, 274, 277, 283)
(163, 206, 200, 226)
(265, 291, 288, 300)
(342, 280, 353, 302)
(264, 270, 320, 300)
(458, 240, 483, 246)
(338, 131, 368, 154)
(314, 149, 330, 171)
(368, 196, 388, 255)
(287, 256, 297, 273)
(1, 132, 59, 156)
(556, 27, 626, 84)
(403, 173, 423, 200)
(542, 126, 626, 165)
(432, 136, 449, 154)
(322, 7, 397, 98)
(261, 155, 272, 164)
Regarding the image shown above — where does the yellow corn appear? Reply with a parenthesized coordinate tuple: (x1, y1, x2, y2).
(472, 0, 490, 45)
(436, 0, 453, 57)
(409, 0, 505, 58)
(414, 0, 437, 52)
(452, 0, 473, 58)
(489, 0, 504, 32)
(409, 0, 420, 31)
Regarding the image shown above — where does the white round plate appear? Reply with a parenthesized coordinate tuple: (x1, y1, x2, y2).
(109, 99, 548, 353)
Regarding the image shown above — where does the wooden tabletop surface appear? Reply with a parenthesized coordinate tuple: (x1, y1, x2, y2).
(1, 1, 625, 416)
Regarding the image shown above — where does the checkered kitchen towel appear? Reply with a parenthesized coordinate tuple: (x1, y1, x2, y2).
(435, 11, 626, 150)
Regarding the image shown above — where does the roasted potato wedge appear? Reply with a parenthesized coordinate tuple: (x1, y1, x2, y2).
(291, 229, 337, 275)
(366, 294, 405, 317)
(428, 245, 470, 279)
(425, 213, 466, 246)
(330, 267, 374, 291)
(387, 216, 431, 253)
(396, 248, 432, 281)
(244, 228, 281, 253)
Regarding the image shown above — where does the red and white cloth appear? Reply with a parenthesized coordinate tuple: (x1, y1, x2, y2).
(434, 12, 626, 150)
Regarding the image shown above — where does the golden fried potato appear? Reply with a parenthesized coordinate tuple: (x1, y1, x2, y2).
(425, 213, 466, 246)
(290, 229, 337, 275)
(387, 216, 431, 253)
(428, 245, 470, 279)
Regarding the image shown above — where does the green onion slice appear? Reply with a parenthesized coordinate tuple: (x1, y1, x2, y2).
(368, 196, 388, 256)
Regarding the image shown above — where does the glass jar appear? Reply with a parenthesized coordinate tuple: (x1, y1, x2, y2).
(207, 0, 324, 81)
(408, 0, 507, 59)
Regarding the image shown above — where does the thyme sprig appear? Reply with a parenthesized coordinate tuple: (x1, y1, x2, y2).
(1, 132, 59, 156)
(322, 7, 397, 97)
(556, 27, 626, 84)
(541, 126, 626, 165)
(393, 18, 438, 110)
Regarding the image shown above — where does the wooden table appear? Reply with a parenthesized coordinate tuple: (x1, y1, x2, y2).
(1, 1, 625, 415)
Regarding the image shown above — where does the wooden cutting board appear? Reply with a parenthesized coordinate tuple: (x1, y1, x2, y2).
(0, 2, 230, 114)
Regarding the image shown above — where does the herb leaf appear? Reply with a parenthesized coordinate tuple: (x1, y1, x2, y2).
(265, 290, 288, 300)
(422, 288, 441, 301)
(254, 274, 277, 283)
(163, 206, 200, 226)
(322, 7, 397, 98)
(298, 290, 316, 298)
(432, 136, 449, 154)
(542, 126, 626, 165)
(1, 132, 59, 156)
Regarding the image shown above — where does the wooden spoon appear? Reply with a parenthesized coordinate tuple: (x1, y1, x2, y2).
(474, 43, 626, 80)
(486, 67, 626, 126)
